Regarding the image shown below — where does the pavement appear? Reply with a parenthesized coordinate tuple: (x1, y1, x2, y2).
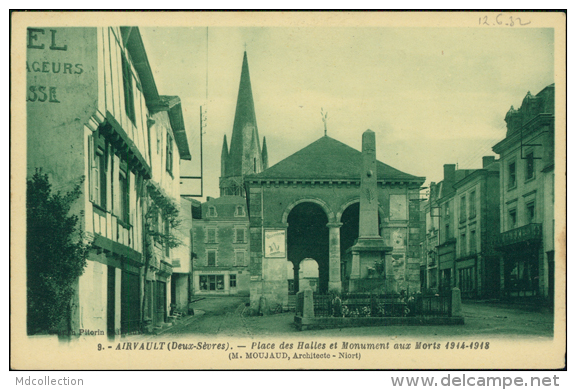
(128, 296, 555, 340)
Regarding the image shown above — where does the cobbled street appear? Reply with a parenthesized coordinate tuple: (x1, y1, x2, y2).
(130, 297, 555, 340)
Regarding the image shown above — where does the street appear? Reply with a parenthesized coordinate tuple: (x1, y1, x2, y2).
(144, 297, 554, 339)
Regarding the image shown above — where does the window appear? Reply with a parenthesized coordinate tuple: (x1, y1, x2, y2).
(526, 202, 535, 223)
(459, 195, 467, 222)
(508, 208, 517, 230)
(468, 191, 476, 218)
(164, 216, 170, 257)
(166, 132, 173, 175)
(206, 228, 217, 244)
(525, 152, 534, 181)
(207, 206, 217, 217)
(229, 274, 237, 288)
(235, 228, 245, 243)
(199, 275, 224, 291)
(470, 230, 477, 254)
(121, 54, 135, 125)
(91, 135, 107, 209)
(207, 250, 217, 266)
(460, 231, 467, 256)
(458, 267, 475, 293)
(235, 251, 245, 266)
(445, 223, 451, 240)
(235, 205, 245, 217)
(508, 161, 516, 189)
(119, 167, 129, 223)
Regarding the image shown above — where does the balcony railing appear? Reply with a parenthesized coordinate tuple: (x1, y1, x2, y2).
(497, 223, 542, 248)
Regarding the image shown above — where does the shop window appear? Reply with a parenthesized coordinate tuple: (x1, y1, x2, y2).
(525, 152, 534, 181)
(121, 53, 136, 125)
(230, 274, 237, 288)
(199, 275, 224, 291)
(458, 267, 475, 293)
(207, 250, 217, 267)
(508, 161, 516, 189)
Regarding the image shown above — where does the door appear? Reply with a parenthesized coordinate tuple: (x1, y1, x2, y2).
(155, 281, 166, 324)
(121, 270, 141, 334)
(107, 266, 116, 338)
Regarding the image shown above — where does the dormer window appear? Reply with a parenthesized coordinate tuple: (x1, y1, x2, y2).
(207, 206, 217, 218)
(235, 205, 245, 217)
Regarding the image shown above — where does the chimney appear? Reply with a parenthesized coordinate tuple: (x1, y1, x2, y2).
(443, 164, 456, 187)
(482, 156, 496, 168)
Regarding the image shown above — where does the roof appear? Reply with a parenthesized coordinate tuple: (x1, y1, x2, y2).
(248, 135, 425, 183)
(120, 27, 160, 106)
(226, 51, 261, 177)
(159, 95, 191, 160)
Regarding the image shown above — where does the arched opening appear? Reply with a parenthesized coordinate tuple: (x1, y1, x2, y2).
(287, 261, 295, 294)
(287, 202, 329, 293)
(299, 258, 320, 292)
(339, 202, 382, 284)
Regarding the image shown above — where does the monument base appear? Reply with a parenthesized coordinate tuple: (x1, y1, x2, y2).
(347, 237, 393, 293)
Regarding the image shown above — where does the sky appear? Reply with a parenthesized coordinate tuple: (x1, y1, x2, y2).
(139, 26, 554, 200)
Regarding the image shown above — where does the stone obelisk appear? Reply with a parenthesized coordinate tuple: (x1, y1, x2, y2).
(348, 129, 392, 292)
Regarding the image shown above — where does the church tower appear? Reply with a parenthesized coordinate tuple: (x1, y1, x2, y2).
(220, 51, 266, 197)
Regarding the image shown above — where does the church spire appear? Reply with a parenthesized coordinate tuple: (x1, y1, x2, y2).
(262, 136, 268, 170)
(221, 134, 229, 178)
(226, 51, 261, 178)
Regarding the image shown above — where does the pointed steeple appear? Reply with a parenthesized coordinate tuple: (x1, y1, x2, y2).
(226, 51, 262, 178)
(221, 134, 229, 178)
(262, 136, 268, 170)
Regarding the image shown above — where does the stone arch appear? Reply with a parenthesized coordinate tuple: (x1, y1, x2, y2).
(281, 197, 335, 225)
(336, 197, 386, 223)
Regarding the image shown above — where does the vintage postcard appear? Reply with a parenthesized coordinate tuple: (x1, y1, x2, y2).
(10, 11, 566, 371)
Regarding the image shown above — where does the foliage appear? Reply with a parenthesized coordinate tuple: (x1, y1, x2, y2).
(26, 171, 91, 335)
(144, 200, 183, 251)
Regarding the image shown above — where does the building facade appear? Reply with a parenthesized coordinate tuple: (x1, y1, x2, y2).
(26, 27, 191, 338)
(245, 134, 425, 313)
(421, 161, 500, 299)
(453, 157, 500, 299)
(191, 196, 251, 296)
(492, 84, 555, 303)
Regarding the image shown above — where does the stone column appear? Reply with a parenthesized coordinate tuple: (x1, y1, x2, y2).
(327, 222, 343, 294)
(359, 130, 380, 239)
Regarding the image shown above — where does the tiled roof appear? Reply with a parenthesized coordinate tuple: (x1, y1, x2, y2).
(249, 135, 424, 183)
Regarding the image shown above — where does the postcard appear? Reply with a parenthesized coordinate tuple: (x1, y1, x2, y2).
(10, 11, 566, 370)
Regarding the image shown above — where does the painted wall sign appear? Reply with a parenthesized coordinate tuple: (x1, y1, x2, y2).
(264, 229, 286, 258)
(26, 28, 84, 104)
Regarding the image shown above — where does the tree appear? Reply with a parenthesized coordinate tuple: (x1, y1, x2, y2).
(26, 171, 91, 335)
